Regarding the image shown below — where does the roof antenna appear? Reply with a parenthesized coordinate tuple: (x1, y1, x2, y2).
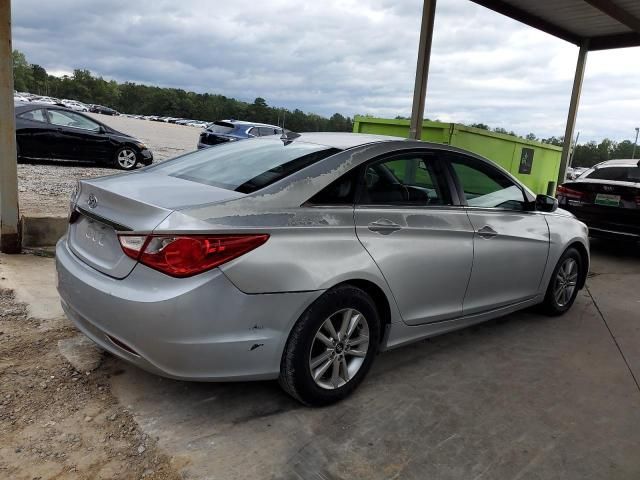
(280, 110, 292, 145)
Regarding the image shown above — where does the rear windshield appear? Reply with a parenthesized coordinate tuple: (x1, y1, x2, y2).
(207, 121, 235, 134)
(149, 139, 339, 193)
(585, 166, 640, 182)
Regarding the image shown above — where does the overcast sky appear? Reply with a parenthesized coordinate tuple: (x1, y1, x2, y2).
(11, 0, 640, 142)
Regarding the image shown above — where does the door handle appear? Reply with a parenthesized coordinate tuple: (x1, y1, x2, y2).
(477, 225, 498, 238)
(368, 218, 402, 235)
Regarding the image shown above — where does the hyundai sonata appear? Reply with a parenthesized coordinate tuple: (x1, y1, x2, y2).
(56, 133, 589, 405)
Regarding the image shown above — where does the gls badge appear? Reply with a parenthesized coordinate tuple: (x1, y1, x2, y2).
(87, 194, 98, 209)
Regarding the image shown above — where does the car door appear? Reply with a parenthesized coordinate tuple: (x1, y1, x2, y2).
(15, 108, 53, 159)
(354, 151, 475, 325)
(445, 153, 550, 314)
(47, 109, 110, 161)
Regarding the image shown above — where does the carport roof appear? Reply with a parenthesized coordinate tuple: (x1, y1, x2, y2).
(469, 0, 640, 50)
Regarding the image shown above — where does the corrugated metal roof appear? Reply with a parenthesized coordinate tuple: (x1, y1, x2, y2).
(470, 0, 640, 50)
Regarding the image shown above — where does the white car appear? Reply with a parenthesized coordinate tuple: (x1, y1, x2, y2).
(62, 100, 89, 112)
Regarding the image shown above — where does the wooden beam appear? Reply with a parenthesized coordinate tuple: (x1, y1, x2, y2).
(469, 0, 582, 45)
(409, 0, 437, 140)
(583, 0, 640, 34)
(589, 32, 640, 50)
(0, 0, 21, 253)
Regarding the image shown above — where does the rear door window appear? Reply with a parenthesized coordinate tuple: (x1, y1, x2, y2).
(359, 155, 451, 206)
(149, 139, 340, 193)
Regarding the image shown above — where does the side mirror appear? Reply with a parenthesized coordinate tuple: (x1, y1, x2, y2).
(536, 194, 558, 212)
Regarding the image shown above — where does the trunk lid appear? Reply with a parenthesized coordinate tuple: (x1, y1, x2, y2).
(562, 180, 640, 209)
(69, 171, 244, 278)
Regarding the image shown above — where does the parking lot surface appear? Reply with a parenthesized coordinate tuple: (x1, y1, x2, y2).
(18, 114, 199, 217)
(1, 240, 639, 479)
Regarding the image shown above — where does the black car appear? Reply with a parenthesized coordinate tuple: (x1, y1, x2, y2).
(557, 159, 640, 240)
(197, 119, 283, 149)
(15, 103, 153, 170)
(90, 105, 119, 116)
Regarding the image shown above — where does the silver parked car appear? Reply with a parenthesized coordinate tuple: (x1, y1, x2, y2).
(56, 133, 590, 405)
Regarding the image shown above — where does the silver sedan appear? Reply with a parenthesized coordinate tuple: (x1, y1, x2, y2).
(56, 133, 589, 405)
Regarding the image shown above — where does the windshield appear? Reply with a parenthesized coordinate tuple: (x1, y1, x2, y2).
(586, 166, 640, 182)
(149, 139, 339, 193)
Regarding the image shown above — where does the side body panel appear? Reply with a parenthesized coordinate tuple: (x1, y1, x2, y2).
(354, 206, 474, 324)
(52, 126, 112, 162)
(539, 211, 590, 291)
(156, 207, 405, 325)
(462, 209, 550, 314)
(15, 117, 54, 159)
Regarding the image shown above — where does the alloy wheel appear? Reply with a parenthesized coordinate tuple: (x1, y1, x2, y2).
(553, 257, 578, 307)
(117, 149, 137, 169)
(308, 308, 370, 390)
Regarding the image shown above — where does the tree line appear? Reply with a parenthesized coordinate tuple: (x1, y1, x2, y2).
(13, 50, 637, 168)
(12, 50, 353, 133)
(466, 126, 638, 168)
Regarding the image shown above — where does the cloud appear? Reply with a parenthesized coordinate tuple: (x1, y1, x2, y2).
(11, 0, 640, 141)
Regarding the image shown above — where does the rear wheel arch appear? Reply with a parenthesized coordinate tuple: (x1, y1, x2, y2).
(330, 279, 392, 344)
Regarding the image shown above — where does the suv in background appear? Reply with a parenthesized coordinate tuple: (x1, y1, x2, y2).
(197, 119, 283, 149)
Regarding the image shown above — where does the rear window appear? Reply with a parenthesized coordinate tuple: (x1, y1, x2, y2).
(149, 139, 339, 194)
(586, 166, 640, 182)
(207, 121, 235, 134)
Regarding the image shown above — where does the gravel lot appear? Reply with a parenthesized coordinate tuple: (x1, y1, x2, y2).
(18, 114, 201, 217)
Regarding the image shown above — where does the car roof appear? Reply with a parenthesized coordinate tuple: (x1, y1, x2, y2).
(220, 119, 280, 129)
(593, 159, 640, 168)
(294, 132, 406, 150)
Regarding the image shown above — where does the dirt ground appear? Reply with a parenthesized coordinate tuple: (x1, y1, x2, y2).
(18, 114, 200, 217)
(0, 288, 181, 480)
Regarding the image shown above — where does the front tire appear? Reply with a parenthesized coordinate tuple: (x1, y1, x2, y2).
(114, 146, 138, 170)
(279, 285, 380, 406)
(541, 247, 583, 316)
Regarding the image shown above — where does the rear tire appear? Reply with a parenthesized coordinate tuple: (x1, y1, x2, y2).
(114, 147, 138, 170)
(541, 247, 583, 316)
(279, 285, 380, 406)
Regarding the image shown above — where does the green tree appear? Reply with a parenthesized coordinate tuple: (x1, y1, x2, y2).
(12, 50, 33, 91)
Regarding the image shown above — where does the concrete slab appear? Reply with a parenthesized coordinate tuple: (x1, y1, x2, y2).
(585, 240, 640, 390)
(21, 215, 68, 248)
(0, 253, 63, 320)
(110, 289, 640, 479)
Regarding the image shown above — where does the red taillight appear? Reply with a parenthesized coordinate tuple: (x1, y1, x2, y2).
(557, 185, 585, 200)
(118, 234, 269, 278)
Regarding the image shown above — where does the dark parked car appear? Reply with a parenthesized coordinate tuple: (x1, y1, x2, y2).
(16, 103, 153, 170)
(557, 159, 640, 240)
(197, 119, 283, 149)
(90, 104, 119, 116)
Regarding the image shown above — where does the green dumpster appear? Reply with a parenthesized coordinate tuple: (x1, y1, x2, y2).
(353, 116, 562, 195)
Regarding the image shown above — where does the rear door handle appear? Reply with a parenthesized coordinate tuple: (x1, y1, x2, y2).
(477, 225, 498, 238)
(368, 218, 402, 235)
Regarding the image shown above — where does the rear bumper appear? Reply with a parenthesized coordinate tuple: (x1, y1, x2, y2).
(560, 204, 640, 241)
(55, 237, 321, 381)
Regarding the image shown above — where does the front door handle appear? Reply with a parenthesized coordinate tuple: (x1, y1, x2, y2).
(477, 225, 498, 238)
(368, 218, 402, 235)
